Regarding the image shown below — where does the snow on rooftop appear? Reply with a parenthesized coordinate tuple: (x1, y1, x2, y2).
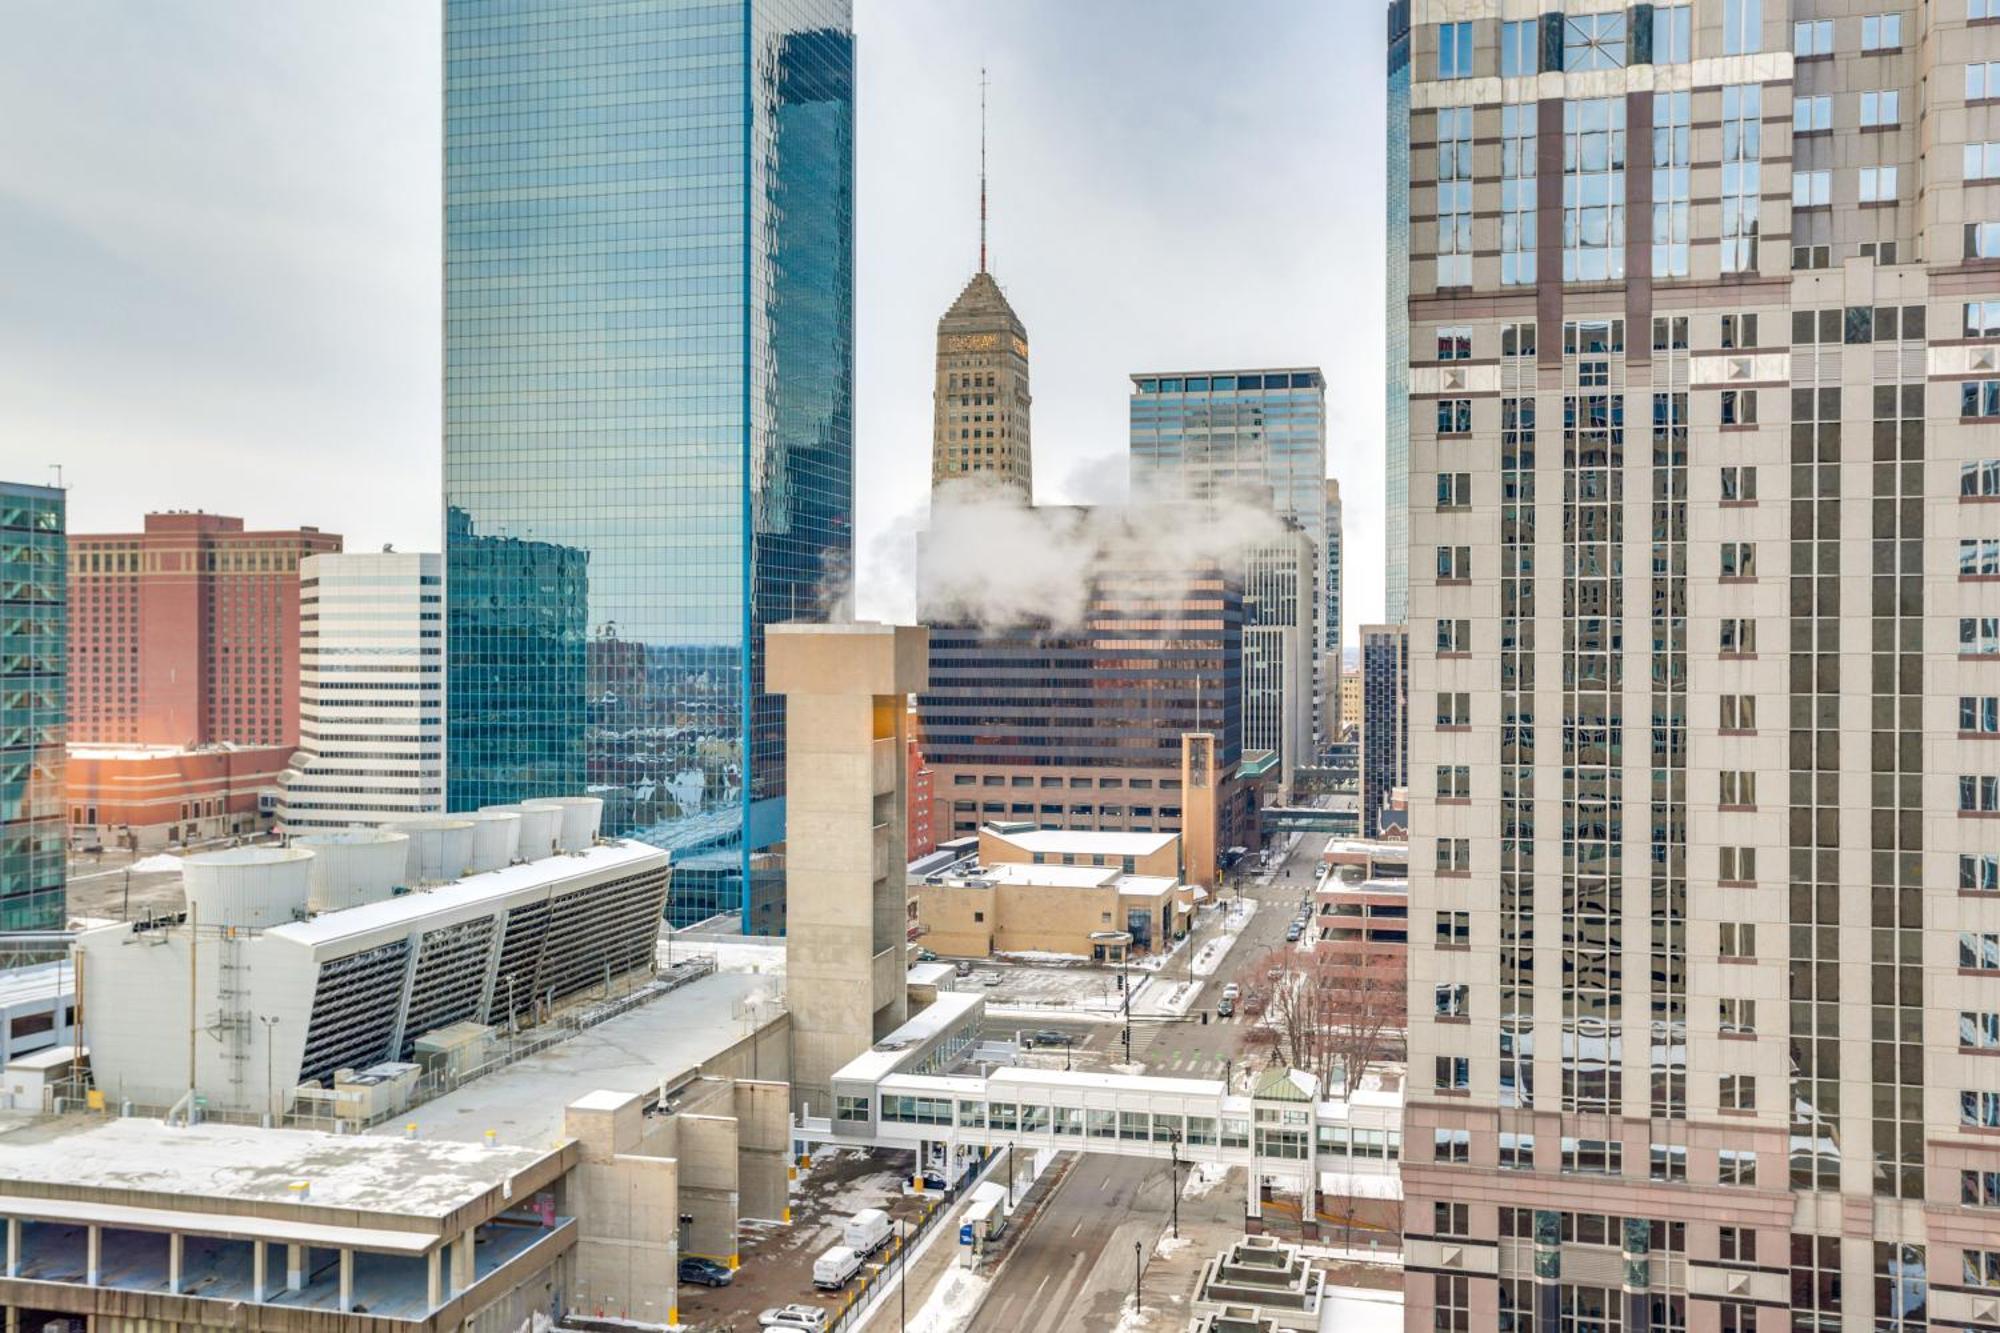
(986, 827, 1177, 856)
(985, 1065, 1226, 1099)
(940, 863, 1118, 889)
(377, 970, 784, 1148)
(1116, 875, 1179, 897)
(831, 990, 985, 1085)
(277, 839, 666, 946)
(0, 1115, 550, 1218)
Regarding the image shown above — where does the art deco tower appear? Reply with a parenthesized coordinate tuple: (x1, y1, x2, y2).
(930, 74, 1032, 496)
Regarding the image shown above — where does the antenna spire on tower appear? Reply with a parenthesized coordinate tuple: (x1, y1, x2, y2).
(979, 67, 989, 273)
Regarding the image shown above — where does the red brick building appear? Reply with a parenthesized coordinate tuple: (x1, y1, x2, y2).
(67, 512, 340, 749)
(906, 732, 936, 861)
(66, 743, 293, 851)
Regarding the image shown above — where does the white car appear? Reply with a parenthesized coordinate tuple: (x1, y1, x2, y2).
(1221, 982, 1241, 1001)
(759, 1306, 829, 1331)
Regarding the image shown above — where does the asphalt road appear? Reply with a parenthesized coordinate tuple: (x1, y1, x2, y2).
(975, 1153, 1178, 1333)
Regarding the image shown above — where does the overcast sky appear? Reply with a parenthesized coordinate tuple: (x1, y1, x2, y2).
(0, 1, 1386, 641)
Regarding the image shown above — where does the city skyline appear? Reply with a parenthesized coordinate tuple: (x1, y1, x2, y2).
(0, 1, 1389, 649)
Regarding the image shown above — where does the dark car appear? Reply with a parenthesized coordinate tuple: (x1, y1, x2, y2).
(1216, 996, 1235, 1018)
(1285, 924, 1303, 942)
(1025, 1029, 1072, 1048)
(679, 1257, 733, 1288)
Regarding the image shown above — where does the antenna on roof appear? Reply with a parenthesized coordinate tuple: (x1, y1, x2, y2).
(979, 67, 990, 274)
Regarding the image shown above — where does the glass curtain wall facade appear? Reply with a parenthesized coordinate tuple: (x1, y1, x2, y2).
(1401, 3, 2000, 1329)
(0, 482, 66, 931)
(1385, 0, 1413, 625)
(443, 0, 854, 934)
(1324, 477, 1344, 738)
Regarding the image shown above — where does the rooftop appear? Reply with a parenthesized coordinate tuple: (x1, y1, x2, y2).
(831, 990, 984, 1086)
(376, 970, 783, 1148)
(984, 826, 1177, 858)
(0, 1114, 550, 1221)
(985, 1065, 1226, 1099)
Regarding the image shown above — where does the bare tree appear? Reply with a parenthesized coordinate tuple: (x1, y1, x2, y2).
(1248, 945, 1404, 1093)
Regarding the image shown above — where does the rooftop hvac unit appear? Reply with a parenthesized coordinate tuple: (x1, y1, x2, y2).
(465, 810, 521, 872)
(483, 803, 560, 862)
(385, 817, 475, 884)
(294, 829, 409, 912)
(181, 846, 313, 929)
(522, 796, 602, 852)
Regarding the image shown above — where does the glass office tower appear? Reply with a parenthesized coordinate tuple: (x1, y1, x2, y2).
(0, 482, 66, 931)
(443, 0, 855, 933)
(1384, 1, 1411, 625)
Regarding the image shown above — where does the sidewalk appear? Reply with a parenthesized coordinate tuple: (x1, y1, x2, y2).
(1131, 900, 1258, 1019)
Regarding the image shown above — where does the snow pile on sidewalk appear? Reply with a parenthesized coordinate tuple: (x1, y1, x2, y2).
(1182, 1161, 1230, 1199)
(1155, 1232, 1195, 1260)
(906, 1268, 990, 1333)
(994, 949, 1089, 964)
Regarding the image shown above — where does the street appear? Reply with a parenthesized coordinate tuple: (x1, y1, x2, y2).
(973, 1153, 1177, 1333)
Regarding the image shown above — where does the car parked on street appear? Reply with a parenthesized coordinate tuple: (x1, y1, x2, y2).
(679, 1257, 733, 1288)
(1221, 982, 1241, 1000)
(1216, 996, 1235, 1018)
(1024, 1029, 1071, 1048)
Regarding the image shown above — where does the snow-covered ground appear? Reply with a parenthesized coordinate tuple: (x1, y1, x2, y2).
(904, 1269, 989, 1333)
(1320, 1284, 1404, 1333)
(1182, 1161, 1230, 1199)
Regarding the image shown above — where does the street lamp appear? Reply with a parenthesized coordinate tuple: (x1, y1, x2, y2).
(1089, 930, 1134, 1063)
(1133, 1239, 1143, 1315)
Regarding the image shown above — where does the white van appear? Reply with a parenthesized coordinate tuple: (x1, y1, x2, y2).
(843, 1208, 892, 1257)
(812, 1245, 862, 1291)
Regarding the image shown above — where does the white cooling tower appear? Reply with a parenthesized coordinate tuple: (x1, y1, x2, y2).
(466, 810, 522, 872)
(387, 817, 476, 883)
(485, 804, 560, 862)
(294, 829, 409, 912)
(181, 847, 313, 929)
(524, 796, 603, 852)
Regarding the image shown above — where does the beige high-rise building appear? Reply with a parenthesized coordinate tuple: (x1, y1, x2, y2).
(1398, 3, 2000, 1331)
(931, 270, 1032, 494)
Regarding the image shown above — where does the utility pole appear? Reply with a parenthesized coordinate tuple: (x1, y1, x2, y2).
(259, 1015, 281, 1125)
(1133, 1239, 1143, 1315)
(1170, 1128, 1181, 1238)
(1121, 945, 1132, 1063)
(899, 1216, 907, 1330)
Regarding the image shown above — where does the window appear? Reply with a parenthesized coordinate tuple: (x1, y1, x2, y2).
(1967, 776, 2000, 813)
(1653, 315, 1688, 351)
(1860, 90, 1900, 126)
(1722, 1077, 1761, 1120)
(1719, 996, 1757, 1035)
(1437, 327, 1471, 361)
(1721, 465, 1757, 502)
(1963, 538, 2000, 575)
(1968, 143, 2000, 182)
(1793, 170, 1831, 208)
(835, 1095, 870, 1122)
(1978, 0, 2000, 19)
(1500, 104, 1537, 286)
(1965, 697, 2000, 734)
(1718, 1149, 1757, 1186)
(1967, 1171, 2000, 1207)
(1969, 301, 2000, 336)
(1653, 3, 1691, 63)
(1861, 13, 1902, 50)
(1720, 617, 1756, 654)
(1967, 1251, 2000, 1291)
(1721, 1304, 1755, 1333)
(1437, 911, 1470, 947)
(1564, 12, 1627, 71)
(1964, 853, 2000, 891)
(1436, 399, 1472, 433)
(1719, 770, 1756, 807)
(1654, 90, 1690, 277)
(1719, 1227, 1757, 1262)
(1434, 1202, 1472, 1237)
(1966, 383, 2000, 419)
(1437, 838, 1471, 873)
(1964, 1089, 2000, 1128)
(1962, 933, 2000, 970)
(1651, 1143, 1688, 1182)
(1794, 19, 1834, 55)
(1793, 95, 1831, 134)
(1973, 61, 2000, 101)
(1723, 0, 1761, 54)
(1721, 312, 1758, 348)
(1859, 166, 1898, 203)
(1719, 846, 1756, 883)
(1721, 389, 1757, 426)
(1436, 984, 1469, 1018)
(1501, 321, 1536, 357)
(1437, 764, 1471, 799)
(1721, 542, 1756, 578)
(1436, 107, 1473, 286)
(1719, 922, 1756, 959)
(1500, 19, 1537, 75)
(1563, 99, 1626, 282)
(1561, 1138, 1622, 1175)
(1499, 1132, 1534, 1170)
(1965, 461, 2000, 498)
(1437, 545, 1471, 581)
(1437, 692, 1470, 727)
(1436, 619, 1471, 654)
(1436, 1276, 1470, 1333)
(1436, 473, 1471, 510)
(1436, 1056, 1471, 1092)
(1794, 243, 1832, 270)
(1439, 21, 1474, 79)
(1434, 1129, 1471, 1164)
(1719, 695, 1756, 731)
(1962, 1011, 2000, 1049)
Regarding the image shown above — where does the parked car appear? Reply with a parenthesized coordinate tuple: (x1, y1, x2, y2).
(813, 1245, 863, 1291)
(679, 1257, 733, 1288)
(1221, 982, 1241, 1000)
(1025, 1029, 1071, 1049)
(759, 1306, 829, 1331)
(1285, 924, 1303, 942)
(843, 1208, 893, 1258)
(915, 947, 937, 963)
(1216, 996, 1235, 1018)
(979, 971, 1003, 987)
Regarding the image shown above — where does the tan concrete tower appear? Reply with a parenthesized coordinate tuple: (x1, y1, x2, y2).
(769, 622, 929, 1120)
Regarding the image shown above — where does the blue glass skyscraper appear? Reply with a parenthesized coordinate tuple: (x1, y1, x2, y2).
(1384, 0, 1411, 624)
(443, 1, 855, 934)
(0, 481, 65, 931)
